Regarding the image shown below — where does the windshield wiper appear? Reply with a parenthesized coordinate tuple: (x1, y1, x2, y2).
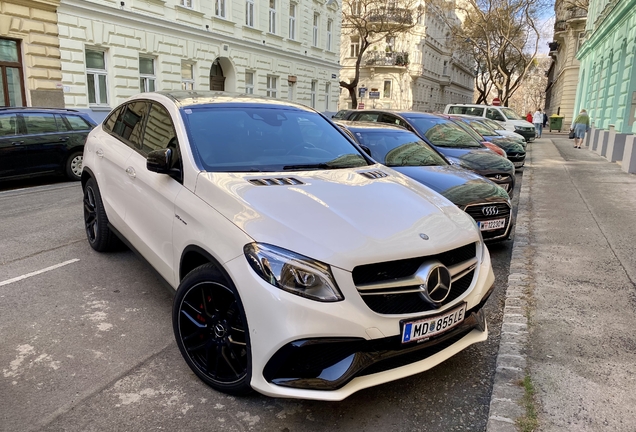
(283, 163, 331, 170)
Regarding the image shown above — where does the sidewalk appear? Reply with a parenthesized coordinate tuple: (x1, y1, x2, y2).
(489, 133, 636, 431)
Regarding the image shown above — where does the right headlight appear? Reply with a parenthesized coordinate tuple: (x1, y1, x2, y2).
(244, 243, 344, 302)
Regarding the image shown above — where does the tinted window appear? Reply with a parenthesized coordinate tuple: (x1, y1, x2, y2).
(355, 112, 380, 122)
(182, 106, 368, 172)
(64, 115, 92, 131)
(112, 101, 148, 148)
(0, 114, 19, 137)
(380, 114, 407, 128)
(486, 108, 505, 121)
(103, 106, 123, 132)
(143, 104, 177, 155)
(55, 115, 71, 131)
(352, 129, 447, 167)
(404, 116, 482, 148)
(23, 113, 58, 134)
(448, 106, 485, 116)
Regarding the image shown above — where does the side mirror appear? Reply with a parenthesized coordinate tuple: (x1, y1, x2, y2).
(147, 148, 181, 180)
(360, 145, 373, 157)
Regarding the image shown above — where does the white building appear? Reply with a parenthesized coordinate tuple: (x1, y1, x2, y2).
(338, 2, 474, 111)
(57, 0, 341, 121)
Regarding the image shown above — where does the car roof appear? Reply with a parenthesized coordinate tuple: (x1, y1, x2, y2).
(335, 120, 409, 132)
(0, 107, 81, 114)
(155, 91, 316, 112)
(353, 109, 440, 119)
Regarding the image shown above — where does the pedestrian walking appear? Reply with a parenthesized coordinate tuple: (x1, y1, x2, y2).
(526, 112, 533, 123)
(533, 108, 543, 138)
(571, 109, 590, 149)
(542, 112, 548, 128)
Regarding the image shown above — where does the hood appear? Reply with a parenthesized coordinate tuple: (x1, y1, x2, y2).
(434, 147, 515, 174)
(393, 165, 510, 207)
(487, 138, 525, 153)
(194, 165, 479, 270)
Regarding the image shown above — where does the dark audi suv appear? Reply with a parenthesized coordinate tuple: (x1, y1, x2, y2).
(0, 107, 96, 181)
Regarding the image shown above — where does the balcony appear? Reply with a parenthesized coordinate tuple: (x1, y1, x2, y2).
(554, 20, 567, 33)
(364, 51, 410, 67)
(367, 8, 413, 25)
(567, 7, 587, 21)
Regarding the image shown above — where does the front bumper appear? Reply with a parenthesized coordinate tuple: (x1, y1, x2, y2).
(515, 128, 536, 142)
(223, 244, 496, 400)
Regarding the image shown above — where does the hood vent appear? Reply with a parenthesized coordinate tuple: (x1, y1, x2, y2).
(248, 177, 304, 186)
(358, 170, 389, 179)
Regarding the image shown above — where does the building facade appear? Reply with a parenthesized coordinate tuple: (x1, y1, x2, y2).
(544, 0, 587, 123)
(1, 0, 64, 107)
(574, 0, 636, 173)
(338, 4, 474, 112)
(57, 0, 341, 121)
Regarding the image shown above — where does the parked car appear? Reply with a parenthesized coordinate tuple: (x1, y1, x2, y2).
(446, 115, 526, 169)
(461, 116, 527, 147)
(336, 121, 514, 242)
(0, 107, 96, 181)
(443, 104, 536, 142)
(331, 109, 357, 120)
(82, 91, 496, 401)
(343, 110, 517, 195)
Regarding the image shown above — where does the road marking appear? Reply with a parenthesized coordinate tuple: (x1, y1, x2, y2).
(0, 259, 80, 287)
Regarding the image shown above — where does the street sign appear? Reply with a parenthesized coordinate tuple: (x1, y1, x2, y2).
(492, 97, 501, 106)
(358, 103, 365, 109)
(368, 91, 380, 99)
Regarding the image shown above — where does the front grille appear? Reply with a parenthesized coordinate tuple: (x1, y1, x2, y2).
(465, 203, 511, 240)
(507, 153, 526, 162)
(352, 243, 477, 314)
(352, 242, 476, 285)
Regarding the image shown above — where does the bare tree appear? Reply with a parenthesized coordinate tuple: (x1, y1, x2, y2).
(340, 0, 424, 108)
(430, 0, 551, 106)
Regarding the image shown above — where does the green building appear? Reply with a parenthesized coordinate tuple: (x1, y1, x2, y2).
(575, 0, 636, 173)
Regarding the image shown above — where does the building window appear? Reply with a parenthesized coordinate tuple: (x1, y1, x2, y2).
(327, 19, 332, 51)
(215, 0, 225, 17)
(349, 36, 360, 57)
(180, 0, 192, 8)
(86, 49, 108, 106)
(245, 0, 254, 26)
(289, 3, 296, 40)
(310, 80, 316, 108)
(181, 62, 194, 90)
(266, 76, 277, 97)
(139, 57, 156, 93)
(442, 61, 448, 75)
(325, 82, 330, 110)
(313, 13, 319, 47)
(0, 38, 25, 107)
(351, 1, 361, 15)
(269, 0, 276, 33)
(383, 80, 391, 98)
(245, 71, 254, 94)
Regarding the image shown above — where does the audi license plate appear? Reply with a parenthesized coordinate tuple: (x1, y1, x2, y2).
(479, 219, 506, 231)
(401, 303, 466, 344)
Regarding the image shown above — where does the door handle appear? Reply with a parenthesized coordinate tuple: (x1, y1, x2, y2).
(96, 149, 104, 158)
(125, 167, 136, 178)
(59, 136, 70, 142)
(11, 141, 24, 146)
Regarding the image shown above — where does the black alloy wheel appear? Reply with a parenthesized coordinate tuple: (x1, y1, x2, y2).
(173, 264, 252, 395)
(83, 178, 120, 252)
(66, 151, 83, 181)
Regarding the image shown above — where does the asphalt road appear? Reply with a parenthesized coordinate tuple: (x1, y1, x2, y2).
(0, 172, 522, 432)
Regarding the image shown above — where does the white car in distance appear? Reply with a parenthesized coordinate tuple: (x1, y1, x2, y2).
(81, 91, 496, 401)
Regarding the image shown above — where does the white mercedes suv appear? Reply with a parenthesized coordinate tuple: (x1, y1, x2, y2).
(81, 91, 495, 401)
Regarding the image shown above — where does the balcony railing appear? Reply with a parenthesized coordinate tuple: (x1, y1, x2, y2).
(554, 20, 567, 32)
(567, 7, 587, 20)
(364, 51, 410, 67)
(367, 8, 413, 25)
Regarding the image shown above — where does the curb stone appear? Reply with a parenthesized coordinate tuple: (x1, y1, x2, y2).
(486, 147, 533, 432)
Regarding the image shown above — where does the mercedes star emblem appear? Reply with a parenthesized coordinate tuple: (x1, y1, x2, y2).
(419, 264, 452, 306)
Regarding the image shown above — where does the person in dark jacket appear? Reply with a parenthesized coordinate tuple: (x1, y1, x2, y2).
(542, 112, 548, 127)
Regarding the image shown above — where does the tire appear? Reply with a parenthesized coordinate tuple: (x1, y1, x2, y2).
(83, 178, 121, 252)
(65, 151, 83, 181)
(173, 264, 252, 396)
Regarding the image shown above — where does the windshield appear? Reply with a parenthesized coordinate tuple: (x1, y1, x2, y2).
(352, 129, 447, 167)
(500, 107, 523, 120)
(404, 116, 483, 148)
(182, 107, 369, 172)
(452, 120, 484, 141)
(467, 119, 499, 136)
(481, 118, 505, 130)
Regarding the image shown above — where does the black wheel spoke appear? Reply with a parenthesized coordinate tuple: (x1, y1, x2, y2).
(183, 327, 207, 343)
(221, 348, 240, 377)
(180, 309, 207, 328)
(182, 300, 203, 316)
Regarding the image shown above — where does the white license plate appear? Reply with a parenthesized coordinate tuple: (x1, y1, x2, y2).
(401, 304, 466, 343)
(479, 218, 506, 231)
(514, 161, 524, 167)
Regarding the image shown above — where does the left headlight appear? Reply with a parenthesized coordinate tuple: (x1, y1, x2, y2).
(244, 243, 344, 302)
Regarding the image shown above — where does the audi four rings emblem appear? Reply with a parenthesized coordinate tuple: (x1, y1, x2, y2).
(420, 265, 452, 305)
(482, 206, 499, 216)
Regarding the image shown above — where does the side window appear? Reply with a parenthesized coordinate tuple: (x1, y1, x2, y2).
(142, 103, 177, 155)
(112, 101, 149, 149)
(55, 115, 71, 131)
(23, 113, 58, 134)
(380, 114, 406, 127)
(103, 106, 123, 132)
(356, 113, 380, 122)
(64, 115, 92, 131)
(486, 108, 505, 122)
(0, 113, 19, 137)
